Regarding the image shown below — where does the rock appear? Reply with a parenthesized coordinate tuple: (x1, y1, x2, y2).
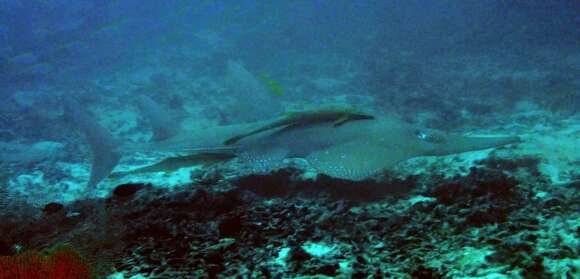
(112, 183, 147, 199)
(429, 168, 519, 205)
(42, 202, 64, 215)
(219, 216, 243, 237)
(206, 238, 236, 253)
(465, 207, 509, 226)
(313, 262, 339, 276)
(290, 246, 311, 262)
(0, 241, 13, 256)
(410, 265, 443, 279)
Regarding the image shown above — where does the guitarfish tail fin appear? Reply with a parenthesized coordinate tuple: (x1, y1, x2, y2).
(63, 99, 121, 191)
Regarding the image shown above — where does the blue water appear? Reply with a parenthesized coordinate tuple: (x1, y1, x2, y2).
(1, 1, 576, 88)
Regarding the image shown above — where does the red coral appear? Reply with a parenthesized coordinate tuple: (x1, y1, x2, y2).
(0, 246, 94, 279)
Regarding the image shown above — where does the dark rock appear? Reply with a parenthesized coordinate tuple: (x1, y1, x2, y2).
(207, 238, 236, 253)
(113, 183, 147, 199)
(543, 198, 563, 209)
(207, 263, 225, 278)
(139, 224, 172, 239)
(205, 250, 224, 265)
(411, 265, 443, 279)
(313, 263, 339, 276)
(564, 180, 580, 189)
(311, 173, 416, 201)
(234, 169, 298, 197)
(429, 168, 519, 205)
(42, 202, 64, 215)
(290, 247, 311, 262)
(352, 270, 369, 279)
(234, 168, 415, 201)
(477, 156, 541, 175)
(522, 233, 538, 242)
(522, 256, 546, 279)
(0, 241, 13, 256)
(486, 237, 502, 245)
(219, 216, 243, 237)
(503, 237, 533, 254)
(213, 190, 243, 215)
(430, 182, 468, 205)
(476, 175, 518, 198)
(486, 250, 510, 264)
(466, 207, 508, 226)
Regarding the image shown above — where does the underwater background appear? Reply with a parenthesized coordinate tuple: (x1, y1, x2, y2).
(0, 0, 578, 278)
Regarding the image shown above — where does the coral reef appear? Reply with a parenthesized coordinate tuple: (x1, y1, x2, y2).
(0, 162, 576, 278)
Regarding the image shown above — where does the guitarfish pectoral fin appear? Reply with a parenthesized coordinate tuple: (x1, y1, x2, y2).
(306, 141, 413, 180)
(238, 147, 290, 175)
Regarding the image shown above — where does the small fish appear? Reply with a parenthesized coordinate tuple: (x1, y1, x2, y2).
(259, 74, 285, 97)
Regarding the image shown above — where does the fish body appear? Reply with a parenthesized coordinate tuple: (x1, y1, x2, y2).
(125, 116, 519, 181)
(65, 101, 519, 190)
